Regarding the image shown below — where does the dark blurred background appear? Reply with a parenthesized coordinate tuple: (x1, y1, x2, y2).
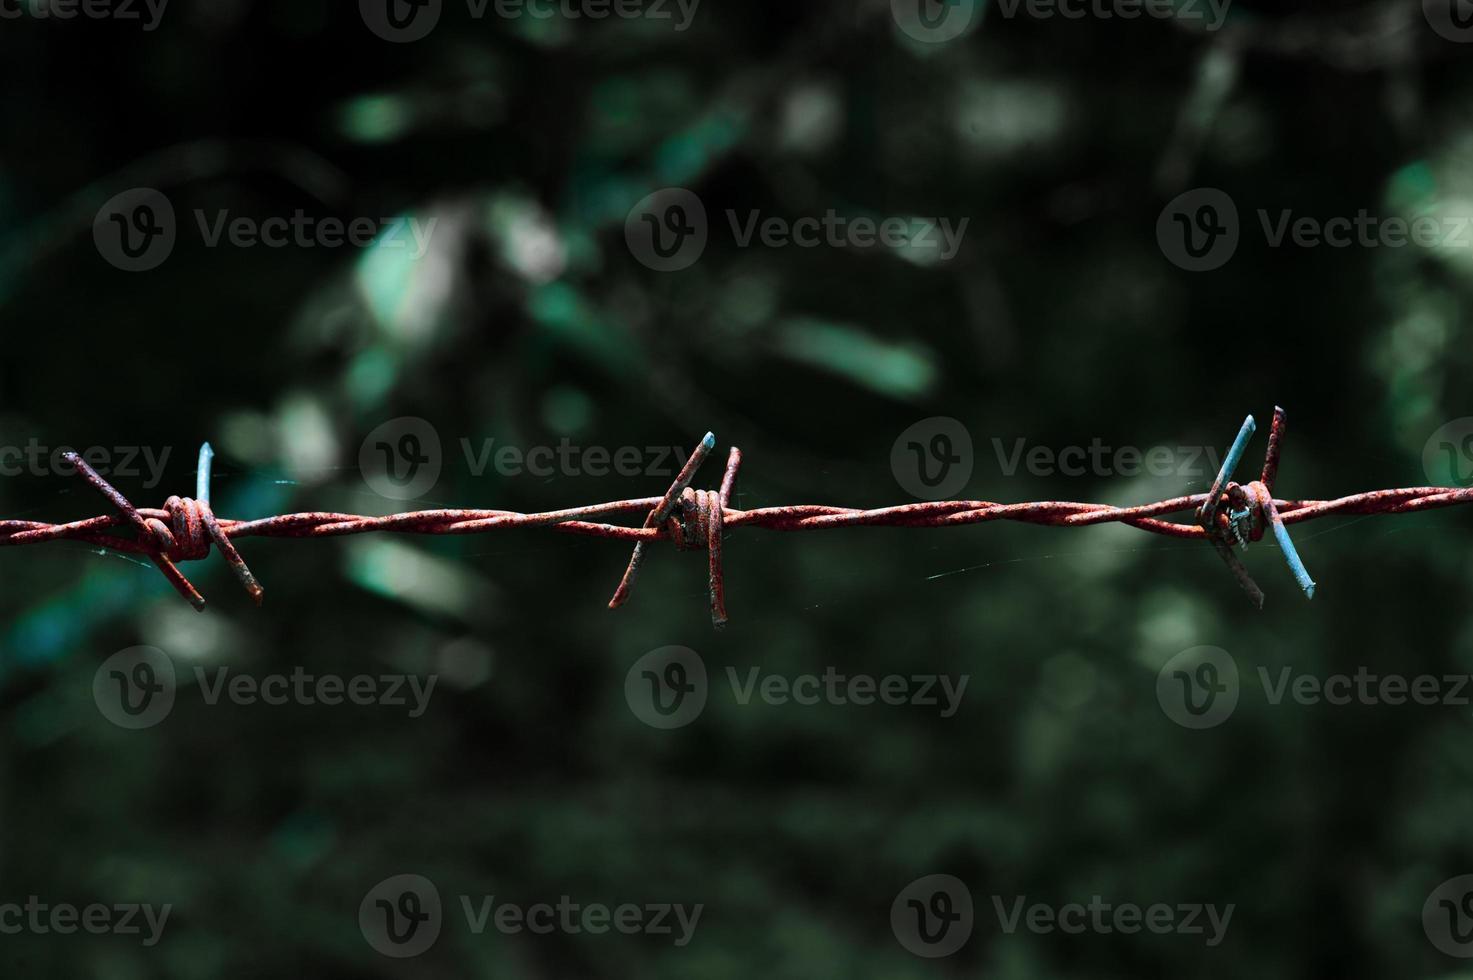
(3, 0, 1473, 976)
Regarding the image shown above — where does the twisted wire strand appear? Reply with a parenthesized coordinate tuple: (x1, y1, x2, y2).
(2, 409, 1469, 625)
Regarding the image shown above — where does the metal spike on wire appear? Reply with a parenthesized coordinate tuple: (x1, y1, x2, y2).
(2, 408, 1471, 626)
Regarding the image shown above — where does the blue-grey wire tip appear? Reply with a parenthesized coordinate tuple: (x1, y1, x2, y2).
(1202, 415, 1260, 529)
(1236, 414, 1257, 442)
(1218, 416, 1257, 478)
(702, 432, 716, 449)
(1267, 517, 1316, 600)
(196, 442, 215, 503)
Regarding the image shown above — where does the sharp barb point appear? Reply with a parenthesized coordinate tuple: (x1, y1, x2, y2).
(196, 442, 216, 504)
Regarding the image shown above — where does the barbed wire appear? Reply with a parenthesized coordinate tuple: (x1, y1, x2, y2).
(1, 408, 1468, 626)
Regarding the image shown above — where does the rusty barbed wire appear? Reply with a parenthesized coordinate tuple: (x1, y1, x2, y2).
(2, 408, 1469, 627)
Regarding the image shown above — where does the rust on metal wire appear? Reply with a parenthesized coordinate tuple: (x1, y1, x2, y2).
(2, 409, 1470, 626)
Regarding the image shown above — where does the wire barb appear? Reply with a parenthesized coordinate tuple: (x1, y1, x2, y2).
(5, 413, 1470, 623)
(608, 431, 717, 618)
(1194, 409, 1317, 606)
(57, 445, 262, 611)
(1197, 414, 1263, 607)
